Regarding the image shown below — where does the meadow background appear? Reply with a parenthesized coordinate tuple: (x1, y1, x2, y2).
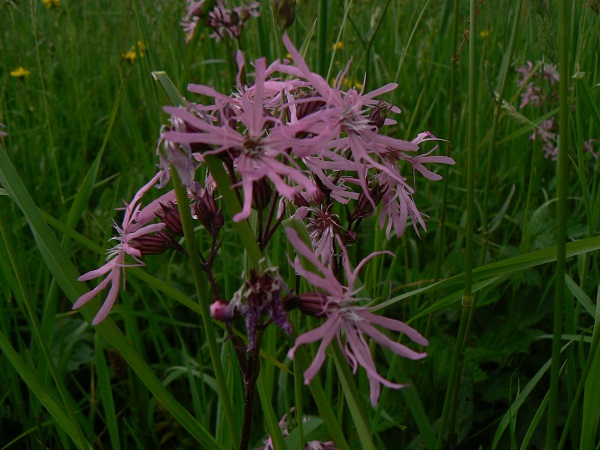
(0, 0, 599, 449)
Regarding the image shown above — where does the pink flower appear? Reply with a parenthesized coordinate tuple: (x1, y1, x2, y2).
(377, 132, 455, 238)
(74, 171, 176, 324)
(181, 0, 259, 43)
(285, 228, 428, 406)
(583, 139, 598, 159)
(162, 57, 318, 221)
(272, 35, 454, 235)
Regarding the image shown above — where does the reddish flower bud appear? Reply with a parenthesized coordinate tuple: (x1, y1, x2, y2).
(296, 90, 326, 121)
(297, 292, 328, 317)
(349, 182, 387, 224)
(274, 0, 296, 31)
(155, 201, 184, 236)
(193, 189, 222, 236)
(252, 178, 272, 211)
(210, 299, 235, 322)
(128, 234, 169, 255)
(368, 101, 390, 130)
(156, 230, 185, 254)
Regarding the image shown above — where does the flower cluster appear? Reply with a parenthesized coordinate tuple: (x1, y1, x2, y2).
(163, 34, 454, 246)
(517, 61, 597, 160)
(181, 0, 260, 43)
(77, 33, 449, 411)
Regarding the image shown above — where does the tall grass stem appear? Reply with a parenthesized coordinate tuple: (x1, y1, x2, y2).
(171, 169, 241, 449)
(435, 0, 477, 446)
(546, 0, 570, 445)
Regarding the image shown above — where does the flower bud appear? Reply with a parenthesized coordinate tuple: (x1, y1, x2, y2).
(341, 229, 358, 246)
(349, 182, 387, 224)
(128, 234, 169, 255)
(156, 230, 185, 254)
(193, 189, 222, 236)
(296, 90, 326, 121)
(155, 202, 184, 236)
(297, 292, 327, 317)
(252, 178, 272, 211)
(274, 0, 296, 31)
(368, 101, 389, 130)
(210, 299, 235, 322)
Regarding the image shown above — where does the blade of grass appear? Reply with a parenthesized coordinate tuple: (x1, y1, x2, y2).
(373, 236, 600, 314)
(331, 344, 376, 450)
(0, 143, 223, 450)
(170, 168, 241, 449)
(293, 346, 351, 450)
(492, 352, 568, 449)
(94, 333, 121, 450)
(547, 0, 570, 444)
(0, 330, 88, 448)
(0, 200, 90, 449)
(559, 286, 600, 450)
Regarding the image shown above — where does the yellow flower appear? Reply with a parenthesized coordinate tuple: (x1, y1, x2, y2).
(42, 0, 60, 9)
(10, 67, 31, 78)
(479, 30, 490, 38)
(341, 78, 363, 90)
(121, 51, 137, 63)
(332, 41, 343, 51)
(136, 41, 146, 57)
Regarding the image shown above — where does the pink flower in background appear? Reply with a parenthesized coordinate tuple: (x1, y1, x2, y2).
(377, 132, 455, 238)
(583, 139, 598, 159)
(285, 228, 428, 406)
(181, 0, 259, 42)
(74, 171, 176, 324)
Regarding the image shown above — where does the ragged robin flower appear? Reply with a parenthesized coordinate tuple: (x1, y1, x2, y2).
(162, 56, 319, 222)
(285, 227, 428, 406)
(74, 171, 177, 324)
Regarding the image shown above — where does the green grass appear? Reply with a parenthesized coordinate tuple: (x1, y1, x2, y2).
(1, 0, 599, 449)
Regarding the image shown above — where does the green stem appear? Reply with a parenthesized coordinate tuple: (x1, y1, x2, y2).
(171, 169, 240, 449)
(317, 0, 328, 76)
(434, 0, 460, 282)
(0, 206, 90, 449)
(557, 323, 600, 449)
(546, 0, 570, 445)
(203, 155, 263, 269)
(435, 0, 477, 447)
(479, 0, 523, 265)
(331, 344, 376, 450)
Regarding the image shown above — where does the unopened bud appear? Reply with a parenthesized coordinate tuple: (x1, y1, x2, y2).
(274, 0, 296, 31)
(156, 230, 185, 254)
(210, 299, 235, 322)
(129, 234, 169, 255)
(341, 229, 358, 246)
(252, 178, 272, 211)
(155, 202, 183, 236)
(297, 292, 327, 317)
(349, 182, 387, 224)
(368, 102, 389, 130)
(193, 189, 222, 236)
(296, 90, 326, 121)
